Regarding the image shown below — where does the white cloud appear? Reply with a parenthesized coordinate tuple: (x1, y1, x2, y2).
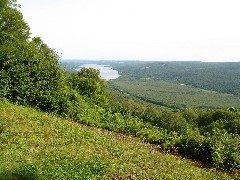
(18, 0, 240, 61)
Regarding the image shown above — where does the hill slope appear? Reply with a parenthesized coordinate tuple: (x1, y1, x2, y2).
(0, 101, 231, 179)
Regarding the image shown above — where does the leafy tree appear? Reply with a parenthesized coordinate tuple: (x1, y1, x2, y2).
(0, 0, 66, 112)
(68, 68, 107, 106)
(0, 0, 30, 98)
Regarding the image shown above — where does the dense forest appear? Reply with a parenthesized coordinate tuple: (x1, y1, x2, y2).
(0, 0, 240, 178)
(109, 61, 240, 95)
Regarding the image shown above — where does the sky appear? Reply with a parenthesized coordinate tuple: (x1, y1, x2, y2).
(18, 0, 240, 62)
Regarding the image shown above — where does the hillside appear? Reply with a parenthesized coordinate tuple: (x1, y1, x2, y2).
(0, 100, 231, 179)
(1, 1, 239, 179)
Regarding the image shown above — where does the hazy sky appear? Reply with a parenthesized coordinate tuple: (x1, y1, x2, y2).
(18, 0, 240, 62)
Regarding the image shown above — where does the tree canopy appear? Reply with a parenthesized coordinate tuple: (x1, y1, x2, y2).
(0, 0, 63, 111)
(67, 68, 107, 105)
(0, 0, 108, 113)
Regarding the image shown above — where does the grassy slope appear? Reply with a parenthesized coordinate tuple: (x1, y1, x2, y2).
(0, 101, 231, 179)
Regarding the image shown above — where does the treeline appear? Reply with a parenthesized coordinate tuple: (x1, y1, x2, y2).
(109, 77, 240, 109)
(110, 61, 240, 95)
(1, 1, 239, 172)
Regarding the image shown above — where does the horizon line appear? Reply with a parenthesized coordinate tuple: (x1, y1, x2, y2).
(60, 59, 240, 63)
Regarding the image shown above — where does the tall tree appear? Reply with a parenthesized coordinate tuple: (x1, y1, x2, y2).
(0, 0, 64, 112)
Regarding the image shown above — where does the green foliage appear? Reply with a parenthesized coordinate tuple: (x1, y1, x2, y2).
(0, 0, 30, 97)
(0, 1, 69, 113)
(210, 129, 240, 170)
(0, 2, 103, 118)
(173, 128, 240, 170)
(109, 61, 240, 95)
(223, 118, 240, 134)
(196, 109, 240, 135)
(109, 77, 240, 109)
(106, 90, 240, 171)
(1, 101, 229, 179)
(67, 68, 107, 106)
(176, 131, 212, 162)
(0, 36, 65, 112)
(0, 0, 29, 43)
(1, 1, 239, 175)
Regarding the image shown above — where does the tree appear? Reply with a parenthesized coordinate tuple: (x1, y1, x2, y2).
(0, 0, 65, 112)
(0, 0, 30, 98)
(68, 68, 107, 105)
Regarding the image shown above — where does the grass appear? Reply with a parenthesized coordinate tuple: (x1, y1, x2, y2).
(0, 100, 233, 179)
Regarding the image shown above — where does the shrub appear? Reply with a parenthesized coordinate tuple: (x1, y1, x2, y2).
(210, 129, 240, 170)
(206, 118, 240, 136)
(221, 118, 240, 135)
(175, 130, 212, 163)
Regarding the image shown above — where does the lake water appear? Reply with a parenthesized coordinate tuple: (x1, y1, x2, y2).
(75, 64, 120, 80)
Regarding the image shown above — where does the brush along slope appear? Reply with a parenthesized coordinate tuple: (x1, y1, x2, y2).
(0, 100, 230, 179)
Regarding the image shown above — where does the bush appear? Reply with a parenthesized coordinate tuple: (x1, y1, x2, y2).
(221, 118, 240, 135)
(206, 118, 240, 136)
(175, 130, 212, 162)
(197, 109, 238, 128)
(210, 129, 240, 170)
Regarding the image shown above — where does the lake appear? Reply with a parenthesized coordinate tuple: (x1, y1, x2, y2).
(75, 64, 120, 80)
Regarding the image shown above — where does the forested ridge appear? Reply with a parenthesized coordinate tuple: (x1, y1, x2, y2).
(0, 0, 240, 178)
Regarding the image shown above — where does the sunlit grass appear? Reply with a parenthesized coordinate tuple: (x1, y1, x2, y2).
(0, 101, 231, 179)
